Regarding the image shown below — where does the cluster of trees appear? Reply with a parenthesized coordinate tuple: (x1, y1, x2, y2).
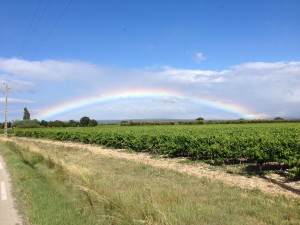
(39, 117, 98, 127)
(3, 108, 98, 128)
(10, 117, 98, 128)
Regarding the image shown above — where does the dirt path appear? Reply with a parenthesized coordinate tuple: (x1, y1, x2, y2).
(4, 136, 300, 199)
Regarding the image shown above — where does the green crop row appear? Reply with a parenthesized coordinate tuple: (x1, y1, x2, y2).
(11, 123, 300, 170)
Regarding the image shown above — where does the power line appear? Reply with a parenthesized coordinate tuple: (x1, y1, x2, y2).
(2, 0, 73, 126)
(35, 0, 73, 54)
(6, 0, 73, 84)
(24, 0, 53, 54)
(3, 0, 53, 127)
(17, 0, 42, 58)
(8, 0, 51, 83)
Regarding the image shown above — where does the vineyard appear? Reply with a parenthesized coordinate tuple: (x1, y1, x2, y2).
(10, 123, 300, 174)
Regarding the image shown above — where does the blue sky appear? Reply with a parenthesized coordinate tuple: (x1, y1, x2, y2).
(0, 0, 299, 121)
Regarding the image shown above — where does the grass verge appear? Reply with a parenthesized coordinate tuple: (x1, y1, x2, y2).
(0, 139, 300, 225)
(0, 142, 92, 225)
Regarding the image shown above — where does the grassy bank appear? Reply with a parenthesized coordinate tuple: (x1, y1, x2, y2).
(0, 138, 299, 225)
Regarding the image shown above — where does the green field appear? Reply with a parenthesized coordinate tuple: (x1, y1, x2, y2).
(10, 123, 300, 176)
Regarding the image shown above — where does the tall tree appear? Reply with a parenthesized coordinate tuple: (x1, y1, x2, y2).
(79, 116, 90, 127)
(23, 107, 30, 120)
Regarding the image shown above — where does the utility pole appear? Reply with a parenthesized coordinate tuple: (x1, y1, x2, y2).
(4, 83, 8, 137)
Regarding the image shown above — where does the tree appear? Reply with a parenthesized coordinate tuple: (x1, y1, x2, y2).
(89, 119, 98, 127)
(80, 116, 90, 127)
(274, 117, 284, 121)
(195, 117, 204, 124)
(40, 120, 49, 127)
(23, 107, 30, 120)
(68, 120, 79, 127)
(13, 119, 40, 128)
(48, 120, 65, 127)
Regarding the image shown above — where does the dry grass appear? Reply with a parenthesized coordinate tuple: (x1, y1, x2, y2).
(1, 137, 300, 225)
(6, 136, 300, 198)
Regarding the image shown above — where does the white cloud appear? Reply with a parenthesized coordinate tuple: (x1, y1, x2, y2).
(153, 62, 299, 105)
(194, 52, 205, 63)
(1, 79, 36, 93)
(0, 57, 299, 120)
(232, 61, 300, 75)
(158, 66, 225, 83)
(0, 58, 103, 81)
(0, 98, 35, 104)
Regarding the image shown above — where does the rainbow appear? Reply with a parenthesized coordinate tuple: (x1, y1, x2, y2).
(35, 89, 261, 120)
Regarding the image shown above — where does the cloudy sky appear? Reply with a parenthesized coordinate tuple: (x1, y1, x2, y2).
(0, 0, 299, 121)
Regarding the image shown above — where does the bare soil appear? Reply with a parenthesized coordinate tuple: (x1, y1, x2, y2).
(4, 136, 300, 199)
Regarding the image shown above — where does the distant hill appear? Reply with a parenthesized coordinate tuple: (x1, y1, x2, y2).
(96, 120, 122, 124)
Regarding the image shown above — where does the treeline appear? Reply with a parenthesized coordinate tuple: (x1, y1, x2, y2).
(204, 118, 300, 124)
(120, 118, 300, 126)
(120, 120, 204, 126)
(2, 116, 98, 128)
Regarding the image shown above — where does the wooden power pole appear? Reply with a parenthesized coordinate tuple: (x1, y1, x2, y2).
(4, 83, 8, 137)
